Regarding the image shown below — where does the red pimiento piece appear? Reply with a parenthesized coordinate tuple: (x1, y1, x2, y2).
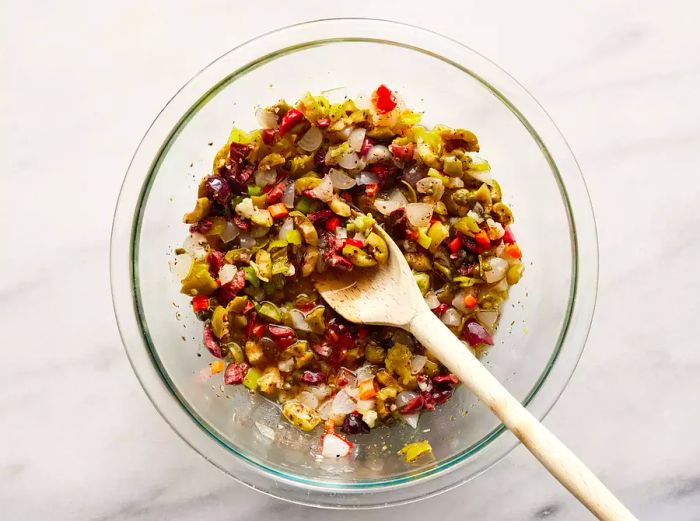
(325, 216, 341, 232)
(432, 374, 459, 385)
(203, 321, 223, 358)
(267, 324, 295, 340)
(316, 117, 330, 128)
(364, 183, 379, 198)
(344, 238, 364, 248)
(224, 362, 249, 385)
(502, 227, 516, 244)
(432, 303, 448, 316)
(399, 394, 425, 414)
(447, 236, 461, 254)
(406, 229, 418, 241)
(192, 295, 209, 313)
(300, 370, 326, 384)
(261, 128, 276, 145)
(357, 327, 368, 339)
(389, 142, 415, 162)
(360, 137, 374, 156)
(278, 108, 304, 136)
(373, 84, 397, 114)
(463, 320, 494, 346)
(268, 203, 289, 219)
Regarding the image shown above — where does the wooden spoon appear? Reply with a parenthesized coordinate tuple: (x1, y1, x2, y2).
(314, 225, 637, 521)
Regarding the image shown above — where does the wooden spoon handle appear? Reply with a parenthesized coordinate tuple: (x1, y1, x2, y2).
(409, 309, 637, 521)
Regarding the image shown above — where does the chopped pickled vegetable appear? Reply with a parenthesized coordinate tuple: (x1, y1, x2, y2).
(400, 440, 433, 462)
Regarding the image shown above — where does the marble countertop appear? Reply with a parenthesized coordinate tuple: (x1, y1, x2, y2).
(2, 1, 699, 519)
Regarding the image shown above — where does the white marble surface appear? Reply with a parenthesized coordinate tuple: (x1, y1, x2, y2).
(2, 1, 700, 519)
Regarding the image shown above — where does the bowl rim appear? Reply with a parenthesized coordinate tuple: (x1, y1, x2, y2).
(110, 17, 598, 508)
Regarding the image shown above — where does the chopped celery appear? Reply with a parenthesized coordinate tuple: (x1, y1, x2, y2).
(294, 196, 313, 214)
(285, 229, 302, 246)
(242, 266, 260, 287)
(413, 272, 430, 295)
(243, 367, 262, 390)
(427, 167, 449, 185)
(247, 185, 262, 196)
(417, 229, 432, 250)
(453, 276, 481, 287)
(267, 239, 288, 250)
(258, 301, 281, 322)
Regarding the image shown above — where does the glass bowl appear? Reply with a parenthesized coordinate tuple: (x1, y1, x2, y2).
(110, 18, 597, 508)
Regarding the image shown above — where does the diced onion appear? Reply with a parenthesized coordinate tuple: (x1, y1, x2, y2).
(416, 177, 445, 201)
(490, 276, 509, 293)
(239, 233, 255, 249)
(172, 253, 192, 279)
(486, 218, 505, 239)
(405, 203, 434, 228)
(218, 264, 238, 285)
(255, 107, 278, 129)
(476, 309, 499, 330)
(483, 257, 509, 283)
(335, 125, 354, 141)
(396, 391, 419, 409)
(277, 358, 295, 373)
(338, 150, 361, 170)
(278, 217, 294, 240)
(183, 233, 208, 260)
(356, 399, 375, 414)
(255, 421, 276, 441)
(356, 171, 380, 186)
(355, 365, 374, 382)
(335, 227, 348, 240)
(282, 182, 295, 208)
(441, 307, 463, 327)
(297, 126, 322, 152)
(411, 355, 427, 374)
(365, 145, 391, 164)
(338, 367, 357, 389)
(322, 432, 352, 458)
(309, 174, 334, 202)
(331, 390, 356, 416)
(318, 399, 333, 420)
(348, 127, 366, 152)
(297, 391, 319, 410)
(250, 223, 270, 238)
(289, 309, 311, 332)
(328, 168, 356, 189)
(424, 291, 441, 309)
(221, 221, 240, 243)
(255, 168, 277, 187)
(388, 189, 408, 205)
(467, 209, 483, 224)
(234, 198, 255, 219)
(449, 177, 465, 188)
(466, 169, 493, 186)
(401, 413, 420, 429)
(309, 384, 332, 401)
(374, 200, 403, 215)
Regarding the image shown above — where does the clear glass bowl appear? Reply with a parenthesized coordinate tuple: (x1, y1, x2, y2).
(110, 18, 597, 508)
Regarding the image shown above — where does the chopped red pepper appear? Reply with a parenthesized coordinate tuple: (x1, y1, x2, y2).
(364, 183, 379, 198)
(447, 236, 461, 254)
(316, 117, 330, 128)
(308, 209, 333, 223)
(389, 142, 415, 162)
(463, 294, 478, 308)
(373, 84, 397, 114)
(251, 323, 265, 338)
(474, 230, 491, 247)
(502, 227, 516, 244)
(325, 216, 341, 232)
(278, 108, 304, 136)
(261, 129, 275, 145)
(505, 243, 522, 259)
(192, 295, 209, 313)
(406, 229, 419, 241)
(245, 311, 257, 338)
(344, 238, 364, 248)
(432, 374, 459, 385)
(357, 327, 368, 339)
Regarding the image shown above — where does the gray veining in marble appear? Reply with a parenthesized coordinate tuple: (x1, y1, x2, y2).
(2, 1, 699, 519)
